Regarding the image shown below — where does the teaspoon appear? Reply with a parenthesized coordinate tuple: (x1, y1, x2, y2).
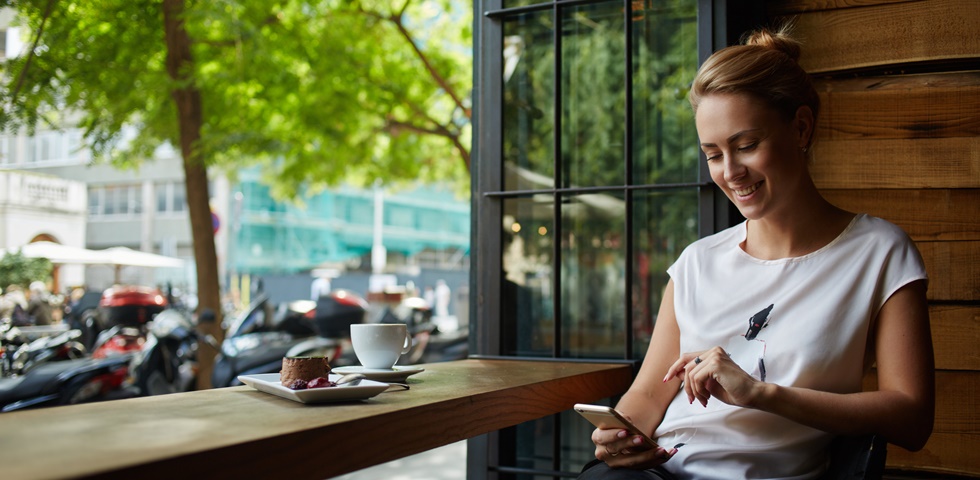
(335, 373, 366, 386)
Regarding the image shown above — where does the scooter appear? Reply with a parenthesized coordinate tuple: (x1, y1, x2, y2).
(128, 309, 201, 395)
(82, 284, 201, 397)
(377, 296, 469, 365)
(210, 290, 367, 387)
(64, 290, 102, 349)
(0, 353, 138, 412)
(79, 285, 168, 352)
(2, 325, 87, 377)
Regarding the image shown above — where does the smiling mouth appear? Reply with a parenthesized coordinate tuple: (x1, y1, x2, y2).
(734, 181, 762, 197)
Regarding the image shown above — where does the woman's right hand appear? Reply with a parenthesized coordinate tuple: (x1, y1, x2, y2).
(590, 425, 677, 469)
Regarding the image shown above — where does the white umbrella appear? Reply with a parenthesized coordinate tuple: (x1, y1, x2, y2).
(99, 247, 185, 268)
(95, 247, 184, 284)
(0, 241, 109, 264)
(3, 242, 185, 285)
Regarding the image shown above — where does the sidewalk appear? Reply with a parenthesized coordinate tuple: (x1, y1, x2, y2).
(335, 440, 467, 480)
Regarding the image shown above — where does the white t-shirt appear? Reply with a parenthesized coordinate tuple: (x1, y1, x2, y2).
(655, 214, 927, 480)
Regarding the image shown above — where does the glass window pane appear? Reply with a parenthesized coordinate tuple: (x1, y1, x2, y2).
(88, 187, 101, 216)
(561, 1, 625, 188)
(172, 183, 186, 212)
(157, 183, 168, 212)
(501, 197, 554, 356)
(503, 11, 555, 191)
(631, 0, 699, 185)
(129, 185, 142, 215)
(7, 136, 17, 164)
(560, 191, 626, 358)
(631, 188, 698, 357)
(514, 417, 554, 475)
(104, 186, 117, 215)
(503, 0, 549, 8)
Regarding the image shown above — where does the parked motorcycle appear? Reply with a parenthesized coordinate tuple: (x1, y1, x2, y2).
(86, 290, 202, 397)
(0, 353, 138, 412)
(64, 290, 103, 350)
(210, 290, 367, 387)
(129, 309, 201, 395)
(79, 285, 201, 397)
(78, 285, 168, 351)
(0, 319, 137, 412)
(377, 296, 469, 365)
(1, 324, 87, 377)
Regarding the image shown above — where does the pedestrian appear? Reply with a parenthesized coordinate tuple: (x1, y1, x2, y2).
(27, 281, 54, 326)
(434, 280, 451, 318)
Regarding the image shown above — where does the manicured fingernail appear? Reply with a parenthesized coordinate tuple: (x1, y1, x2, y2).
(670, 448, 678, 456)
(633, 437, 643, 445)
(617, 430, 627, 438)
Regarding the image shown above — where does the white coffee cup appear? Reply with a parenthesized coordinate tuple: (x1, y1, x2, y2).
(350, 324, 412, 370)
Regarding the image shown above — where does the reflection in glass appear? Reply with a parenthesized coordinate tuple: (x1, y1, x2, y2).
(561, 2, 625, 188)
(560, 191, 626, 358)
(501, 197, 554, 357)
(632, 0, 699, 185)
(632, 188, 698, 357)
(513, 415, 555, 476)
(503, 11, 554, 191)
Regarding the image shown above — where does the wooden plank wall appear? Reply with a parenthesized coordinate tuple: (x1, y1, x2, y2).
(768, 0, 980, 476)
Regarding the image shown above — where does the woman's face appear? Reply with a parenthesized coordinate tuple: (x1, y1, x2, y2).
(695, 93, 811, 222)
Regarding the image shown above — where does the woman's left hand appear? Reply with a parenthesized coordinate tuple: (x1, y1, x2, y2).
(663, 346, 765, 408)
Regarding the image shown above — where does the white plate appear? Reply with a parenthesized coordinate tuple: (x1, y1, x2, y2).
(332, 365, 425, 383)
(238, 373, 389, 404)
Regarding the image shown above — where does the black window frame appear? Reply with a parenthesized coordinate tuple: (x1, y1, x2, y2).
(468, 1, 764, 478)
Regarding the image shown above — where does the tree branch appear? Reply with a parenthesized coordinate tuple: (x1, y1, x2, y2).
(357, 3, 470, 120)
(10, 0, 57, 106)
(384, 116, 470, 171)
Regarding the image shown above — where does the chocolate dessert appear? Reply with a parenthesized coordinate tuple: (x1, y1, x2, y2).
(280, 356, 331, 386)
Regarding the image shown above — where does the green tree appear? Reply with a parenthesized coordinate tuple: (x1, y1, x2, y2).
(0, 252, 52, 291)
(0, 0, 472, 387)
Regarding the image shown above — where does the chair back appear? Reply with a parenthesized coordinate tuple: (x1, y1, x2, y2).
(823, 435, 886, 480)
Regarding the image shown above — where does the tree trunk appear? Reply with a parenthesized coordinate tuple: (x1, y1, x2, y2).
(163, 0, 223, 389)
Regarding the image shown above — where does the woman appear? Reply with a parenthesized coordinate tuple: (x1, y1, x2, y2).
(579, 25, 934, 479)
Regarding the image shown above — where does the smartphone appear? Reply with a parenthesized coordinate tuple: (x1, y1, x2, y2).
(573, 403, 658, 447)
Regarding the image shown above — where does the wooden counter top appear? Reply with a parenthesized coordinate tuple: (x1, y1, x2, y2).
(0, 358, 633, 479)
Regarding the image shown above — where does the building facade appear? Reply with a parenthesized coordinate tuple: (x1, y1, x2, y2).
(0, 124, 470, 299)
(0, 170, 88, 289)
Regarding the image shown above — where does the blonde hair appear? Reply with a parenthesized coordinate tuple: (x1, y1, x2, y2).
(689, 24, 819, 126)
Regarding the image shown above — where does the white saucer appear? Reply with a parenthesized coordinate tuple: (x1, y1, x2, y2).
(333, 365, 425, 383)
(237, 374, 389, 404)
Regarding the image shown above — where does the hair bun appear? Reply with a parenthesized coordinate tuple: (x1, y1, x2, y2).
(743, 25, 802, 62)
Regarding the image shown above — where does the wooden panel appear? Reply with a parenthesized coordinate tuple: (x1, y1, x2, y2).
(918, 241, 980, 301)
(930, 305, 980, 371)
(810, 138, 980, 189)
(777, 0, 980, 73)
(864, 371, 980, 475)
(932, 371, 980, 435)
(769, 0, 912, 16)
(814, 71, 980, 93)
(863, 372, 979, 434)
(888, 432, 980, 476)
(812, 73, 980, 141)
(818, 189, 980, 242)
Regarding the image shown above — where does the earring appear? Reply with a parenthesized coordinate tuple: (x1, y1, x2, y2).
(801, 145, 809, 154)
